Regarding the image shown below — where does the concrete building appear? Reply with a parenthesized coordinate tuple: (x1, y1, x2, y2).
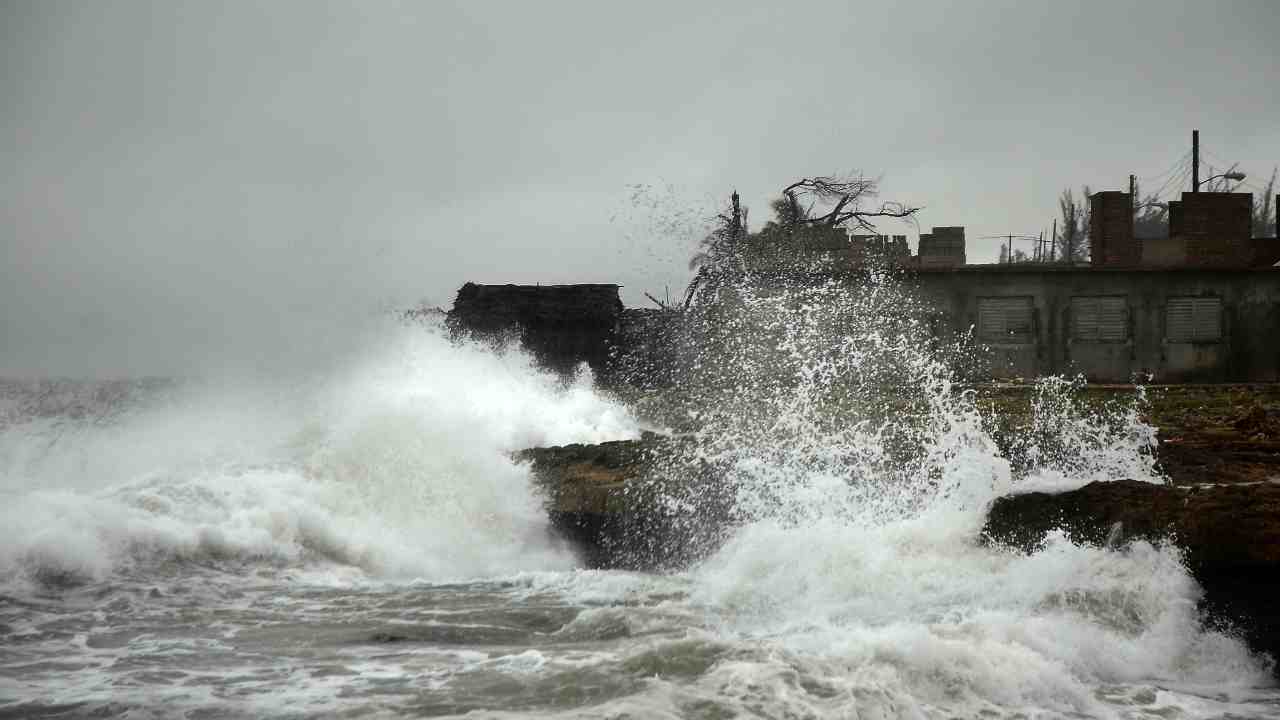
(911, 266, 1280, 382)
(447, 191, 1280, 385)
(915, 189, 1280, 382)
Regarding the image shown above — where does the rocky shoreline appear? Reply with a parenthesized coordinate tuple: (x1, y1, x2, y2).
(985, 479, 1280, 674)
(518, 414, 1280, 675)
(516, 433, 728, 571)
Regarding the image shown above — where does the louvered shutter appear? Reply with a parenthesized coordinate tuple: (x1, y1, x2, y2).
(979, 297, 1033, 343)
(1072, 297, 1100, 340)
(1167, 297, 1222, 342)
(1072, 297, 1127, 341)
(1097, 298, 1127, 341)
(1193, 297, 1222, 340)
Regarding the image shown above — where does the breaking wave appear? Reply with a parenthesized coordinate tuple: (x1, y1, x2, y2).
(0, 320, 640, 588)
(648, 267, 1271, 716)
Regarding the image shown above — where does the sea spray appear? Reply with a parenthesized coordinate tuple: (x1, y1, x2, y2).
(1011, 376, 1164, 493)
(2, 276, 1275, 718)
(0, 318, 640, 589)
(625, 261, 1273, 716)
(639, 265, 1008, 536)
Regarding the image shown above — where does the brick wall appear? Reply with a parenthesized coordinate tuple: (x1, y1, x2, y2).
(1089, 191, 1138, 267)
(918, 226, 966, 267)
(1177, 192, 1252, 267)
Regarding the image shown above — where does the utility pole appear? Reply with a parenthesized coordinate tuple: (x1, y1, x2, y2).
(1050, 218, 1057, 263)
(1129, 174, 1137, 211)
(1192, 129, 1199, 193)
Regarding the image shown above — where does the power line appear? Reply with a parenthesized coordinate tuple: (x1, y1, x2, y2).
(1200, 147, 1275, 191)
(1200, 147, 1235, 168)
(1153, 162, 1193, 200)
(1138, 149, 1192, 186)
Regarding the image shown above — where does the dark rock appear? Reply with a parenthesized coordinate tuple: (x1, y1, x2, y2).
(984, 480, 1280, 572)
(516, 433, 729, 570)
(983, 479, 1280, 676)
(1158, 439, 1280, 486)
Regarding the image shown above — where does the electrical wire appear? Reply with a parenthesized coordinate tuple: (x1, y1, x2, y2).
(1154, 162, 1193, 200)
(1138, 150, 1192, 187)
(1200, 147, 1274, 193)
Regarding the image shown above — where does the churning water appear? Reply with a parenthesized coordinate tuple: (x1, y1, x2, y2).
(1, 294, 1277, 719)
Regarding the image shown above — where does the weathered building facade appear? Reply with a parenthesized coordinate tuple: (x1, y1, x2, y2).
(912, 266, 1280, 382)
(446, 190, 1280, 384)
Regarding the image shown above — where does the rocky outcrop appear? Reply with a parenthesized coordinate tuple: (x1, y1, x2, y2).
(983, 480, 1280, 675)
(1157, 438, 1280, 486)
(518, 410, 1280, 672)
(448, 283, 623, 375)
(983, 480, 1280, 573)
(516, 433, 728, 570)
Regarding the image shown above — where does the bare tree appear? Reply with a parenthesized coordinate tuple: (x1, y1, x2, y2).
(1055, 185, 1092, 263)
(779, 175, 920, 230)
(682, 174, 920, 308)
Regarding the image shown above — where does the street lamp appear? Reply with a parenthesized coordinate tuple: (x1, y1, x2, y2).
(1195, 171, 1247, 190)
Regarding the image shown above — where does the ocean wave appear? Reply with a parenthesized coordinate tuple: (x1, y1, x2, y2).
(0, 321, 640, 589)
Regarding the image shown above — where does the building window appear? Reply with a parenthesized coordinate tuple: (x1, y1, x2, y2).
(1166, 297, 1222, 342)
(978, 297, 1034, 343)
(1071, 296, 1128, 342)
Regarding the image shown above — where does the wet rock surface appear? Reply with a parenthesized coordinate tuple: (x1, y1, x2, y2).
(521, 430, 1280, 674)
(983, 480, 1280, 573)
(516, 433, 728, 571)
(983, 480, 1280, 677)
(518, 384, 1280, 674)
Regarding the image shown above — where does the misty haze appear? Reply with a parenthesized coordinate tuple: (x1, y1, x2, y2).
(3, 2, 1280, 718)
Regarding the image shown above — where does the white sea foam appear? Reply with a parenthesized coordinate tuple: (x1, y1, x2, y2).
(650, 269, 1274, 717)
(3, 272, 1276, 719)
(0, 319, 640, 588)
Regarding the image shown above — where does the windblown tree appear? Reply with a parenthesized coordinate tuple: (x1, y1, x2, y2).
(684, 190, 749, 308)
(1253, 168, 1277, 237)
(999, 246, 1031, 264)
(1055, 186, 1092, 263)
(778, 176, 918, 228)
(684, 174, 920, 308)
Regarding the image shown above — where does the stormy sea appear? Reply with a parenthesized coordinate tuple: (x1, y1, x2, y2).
(2, 277, 1279, 719)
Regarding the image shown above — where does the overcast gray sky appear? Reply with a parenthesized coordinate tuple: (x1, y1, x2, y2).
(3, 0, 1278, 377)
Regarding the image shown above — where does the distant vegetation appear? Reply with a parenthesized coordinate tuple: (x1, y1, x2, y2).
(681, 175, 920, 309)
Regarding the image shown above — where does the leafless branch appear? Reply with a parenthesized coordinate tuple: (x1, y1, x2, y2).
(779, 175, 919, 229)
